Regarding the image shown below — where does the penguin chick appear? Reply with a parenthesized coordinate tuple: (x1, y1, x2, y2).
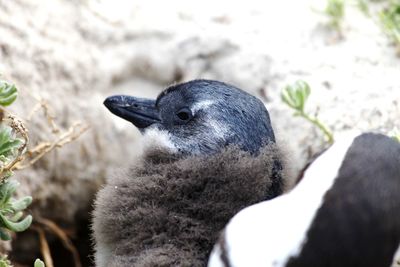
(209, 133, 400, 267)
(93, 79, 288, 267)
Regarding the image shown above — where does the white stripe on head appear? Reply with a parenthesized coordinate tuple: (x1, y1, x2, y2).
(207, 119, 230, 140)
(209, 133, 359, 267)
(192, 100, 215, 113)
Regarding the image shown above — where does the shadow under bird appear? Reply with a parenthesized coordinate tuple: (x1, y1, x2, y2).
(92, 79, 290, 266)
(209, 132, 400, 267)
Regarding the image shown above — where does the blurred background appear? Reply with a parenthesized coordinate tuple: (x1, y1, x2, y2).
(0, 0, 399, 266)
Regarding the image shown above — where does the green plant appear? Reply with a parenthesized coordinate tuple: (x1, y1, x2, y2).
(0, 255, 11, 267)
(281, 80, 334, 144)
(0, 126, 23, 179)
(379, 0, 400, 50)
(0, 81, 32, 241)
(325, 0, 346, 31)
(34, 259, 45, 267)
(0, 180, 32, 240)
(0, 79, 88, 266)
(0, 82, 17, 107)
(0, 81, 33, 266)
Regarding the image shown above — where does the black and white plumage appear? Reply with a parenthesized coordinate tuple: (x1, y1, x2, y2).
(93, 79, 288, 266)
(209, 132, 400, 267)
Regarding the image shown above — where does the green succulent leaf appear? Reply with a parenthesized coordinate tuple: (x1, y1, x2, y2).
(0, 139, 22, 156)
(0, 213, 32, 232)
(34, 259, 46, 267)
(0, 81, 18, 107)
(281, 86, 299, 110)
(282, 80, 334, 144)
(11, 196, 32, 212)
(0, 180, 19, 206)
(0, 179, 33, 235)
(281, 80, 311, 113)
(0, 127, 12, 145)
(0, 126, 22, 168)
(10, 211, 23, 222)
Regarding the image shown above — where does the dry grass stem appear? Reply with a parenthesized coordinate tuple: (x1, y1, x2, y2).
(32, 226, 54, 267)
(36, 217, 82, 267)
(27, 100, 60, 134)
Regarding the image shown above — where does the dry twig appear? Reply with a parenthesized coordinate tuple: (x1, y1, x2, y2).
(15, 122, 89, 170)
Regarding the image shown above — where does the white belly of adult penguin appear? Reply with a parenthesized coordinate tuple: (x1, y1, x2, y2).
(92, 80, 290, 267)
(208, 132, 400, 267)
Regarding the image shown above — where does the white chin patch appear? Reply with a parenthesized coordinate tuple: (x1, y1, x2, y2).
(141, 128, 177, 153)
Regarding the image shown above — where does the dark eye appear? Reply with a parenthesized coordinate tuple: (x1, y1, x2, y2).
(176, 107, 192, 122)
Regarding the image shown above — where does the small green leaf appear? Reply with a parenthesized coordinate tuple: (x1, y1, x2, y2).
(282, 80, 334, 144)
(11, 196, 32, 212)
(0, 81, 18, 107)
(281, 80, 311, 113)
(0, 127, 23, 167)
(34, 259, 46, 267)
(0, 127, 12, 145)
(0, 139, 22, 155)
(10, 211, 23, 222)
(0, 213, 32, 232)
(0, 180, 19, 206)
(282, 86, 300, 110)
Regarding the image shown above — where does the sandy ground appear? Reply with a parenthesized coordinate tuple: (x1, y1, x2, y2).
(100, 0, 400, 170)
(0, 0, 399, 265)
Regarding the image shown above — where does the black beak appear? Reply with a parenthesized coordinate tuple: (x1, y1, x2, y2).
(104, 95, 160, 129)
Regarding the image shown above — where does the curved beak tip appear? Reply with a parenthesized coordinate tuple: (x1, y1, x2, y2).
(103, 96, 119, 110)
(103, 95, 160, 129)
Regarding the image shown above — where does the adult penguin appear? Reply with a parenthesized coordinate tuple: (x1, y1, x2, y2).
(209, 132, 400, 267)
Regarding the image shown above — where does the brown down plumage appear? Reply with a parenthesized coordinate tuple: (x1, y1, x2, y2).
(92, 142, 289, 267)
